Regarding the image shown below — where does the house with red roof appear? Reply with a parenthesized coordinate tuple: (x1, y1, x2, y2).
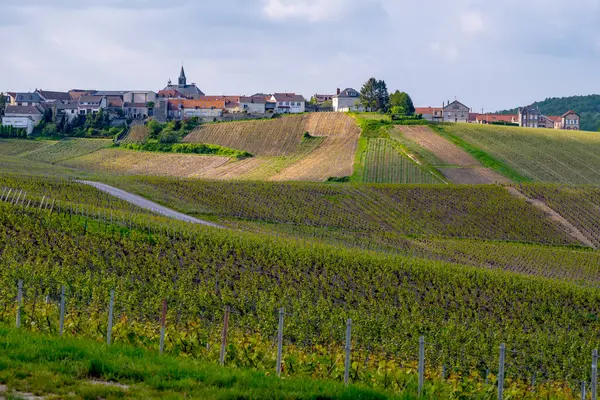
(415, 107, 443, 122)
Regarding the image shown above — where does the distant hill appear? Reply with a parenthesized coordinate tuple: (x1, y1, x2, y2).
(496, 94, 600, 132)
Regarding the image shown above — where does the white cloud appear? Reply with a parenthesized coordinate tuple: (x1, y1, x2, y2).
(460, 11, 484, 34)
(429, 42, 459, 61)
(261, 0, 351, 22)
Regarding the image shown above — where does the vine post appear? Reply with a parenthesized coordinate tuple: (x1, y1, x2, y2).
(220, 306, 230, 366)
(498, 343, 506, 400)
(276, 307, 284, 377)
(419, 336, 425, 397)
(107, 289, 115, 345)
(159, 299, 167, 354)
(59, 285, 65, 336)
(16, 279, 23, 328)
(344, 318, 352, 386)
(592, 348, 598, 400)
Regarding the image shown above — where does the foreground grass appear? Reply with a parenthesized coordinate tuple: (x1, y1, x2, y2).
(0, 325, 408, 400)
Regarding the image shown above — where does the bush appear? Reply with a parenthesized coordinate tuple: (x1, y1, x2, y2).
(121, 142, 252, 159)
(158, 132, 179, 144)
(0, 124, 27, 138)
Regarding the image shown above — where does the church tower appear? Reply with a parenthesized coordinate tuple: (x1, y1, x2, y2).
(178, 66, 187, 88)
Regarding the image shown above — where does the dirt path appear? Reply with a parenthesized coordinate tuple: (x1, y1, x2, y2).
(506, 187, 597, 248)
(396, 126, 511, 184)
(77, 181, 224, 228)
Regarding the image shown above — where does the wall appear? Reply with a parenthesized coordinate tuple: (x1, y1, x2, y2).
(2, 117, 35, 134)
(334, 97, 361, 112)
(240, 102, 266, 114)
(443, 102, 469, 123)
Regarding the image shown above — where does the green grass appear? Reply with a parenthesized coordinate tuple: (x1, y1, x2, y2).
(0, 325, 406, 400)
(437, 123, 600, 184)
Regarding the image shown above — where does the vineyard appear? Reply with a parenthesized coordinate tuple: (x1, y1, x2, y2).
(439, 123, 600, 184)
(517, 184, 600, 248)
(361, 138, 441, 184)
(0, 190, 598, 398)
(395, 126, 512, 184)
(183, 115, 307, 156)
(120, 124, 150, 144)
(19, 138, 112, 164)
(61, 148, 231, 178)
(0, 139, 56, 156)
(113, 177, 573, 244)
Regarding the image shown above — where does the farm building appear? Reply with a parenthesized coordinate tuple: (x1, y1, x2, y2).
(415, 107, 443, 122)
(443, 100, 470, 123)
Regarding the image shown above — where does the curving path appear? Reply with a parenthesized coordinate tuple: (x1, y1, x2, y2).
(77, 180, 224, 229)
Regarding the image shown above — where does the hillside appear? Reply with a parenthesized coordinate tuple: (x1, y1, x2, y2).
(496, 94, 600, 131)
(435, 123, 600, 185)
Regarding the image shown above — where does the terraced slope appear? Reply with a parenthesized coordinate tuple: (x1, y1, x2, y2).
(21, 138, 112, 164)
(183, 116, 306, 156)
(115, 177, 574, 245)
(440, 123, 600, 184)
(0, 139, 57, 156)
(61, 148, 230, 178)
(395, 126, 511, 184)
(270, 113, 361, 181)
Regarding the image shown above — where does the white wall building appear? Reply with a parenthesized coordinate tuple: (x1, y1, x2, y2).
(2, 105, 44, 134)
(123, 91, 157, 104)
(270, 93, 305, 113)
(442, 100, 470, 123)
(332, 88, 362, 112)
(239, 96, 266, 114)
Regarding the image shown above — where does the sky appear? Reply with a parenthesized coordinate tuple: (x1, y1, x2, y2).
(1, 0, 599, 111)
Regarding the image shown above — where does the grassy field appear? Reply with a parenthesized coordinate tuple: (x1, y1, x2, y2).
(438, 123, 600, 184)
(0, 325, 402, 400)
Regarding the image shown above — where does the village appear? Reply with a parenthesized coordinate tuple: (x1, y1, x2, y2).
(1, 65, 581, 135)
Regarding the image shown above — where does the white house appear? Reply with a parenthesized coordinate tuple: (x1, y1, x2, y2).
(2, 105, 44, 134)
(78, 95, 107, 115)
(332, 88, 362, 112)
(123, 103, 150, 120)
(270, 93, 305, 113)
(239, 96, 266, 114)
(54, 101, 79, 123)
(443, 100, 470, 123)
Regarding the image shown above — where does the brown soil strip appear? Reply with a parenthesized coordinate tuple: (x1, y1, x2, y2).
(397, 126, 512, 184)
(439, 168, 496, 184)
(398, 126, 478, 166)
(507, 187, 597, 248)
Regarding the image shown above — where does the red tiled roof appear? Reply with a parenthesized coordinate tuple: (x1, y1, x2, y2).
(415, 107, 442, 115)
(546, 116, 561, 122)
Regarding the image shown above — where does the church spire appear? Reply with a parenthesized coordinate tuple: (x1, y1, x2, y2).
(178, 65, 187, 88)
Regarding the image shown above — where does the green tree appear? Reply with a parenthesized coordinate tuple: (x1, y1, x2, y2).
(360, 78, 378, 111)
(360, 78, 389, 112)
(374, 80, 389, 112)
(0, 92, 6, 118)
(390, 91, 415, 116)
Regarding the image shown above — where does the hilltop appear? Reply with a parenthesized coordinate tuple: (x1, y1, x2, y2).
(496, 94, 600, 131)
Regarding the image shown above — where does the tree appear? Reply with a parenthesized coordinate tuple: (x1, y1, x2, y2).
(360, 78, 378, 111)
(360, 78, 389, 112)
(0, 92, 6, 118)
(390, 91, 415, 116)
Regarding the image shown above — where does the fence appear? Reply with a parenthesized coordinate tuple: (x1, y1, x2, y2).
(4, 278, 599, 399)
(1, 186, 599, 398)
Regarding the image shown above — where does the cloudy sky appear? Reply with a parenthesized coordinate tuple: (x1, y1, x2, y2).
(1, 0, 599, 111)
